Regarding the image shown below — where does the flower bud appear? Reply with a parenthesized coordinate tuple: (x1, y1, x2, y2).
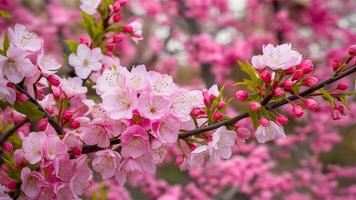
(284, 66, 295, 75)
(249, 101, 261, 111)
(203, 91, 210, 105)
(292, 70, 304, 81)
(175, 155, 184, 165)
(16, 92, 28, 102)
(37, 118, 48, 131)
(337, 105, 346, 115)
(304, 76, 318, 87)
(213, 112, 223, 120)
(259, 118, 269, 127)
(235, 126, 250, 140)
(36, 89, 45, 101)
(79, 37, 90, 46)
(52, 86, 62, 100)
(7, 181, 17, 190)
(276, 114, 289, 125)
(274, 87, 285, 96)
(191, 107, 201, 117)
(348, 44, 356, 56)
(62, 111, 73, 121)
(304, 99, 317, 110)
(299, 60, 313, 74)
(331, 110, 340, 120)
(203, 133, 212, 141)
(113, 34, 123, 43)
(292, 105, 304, 118)
(235, 90, 248, 101)
(217, 101, 225, 109)
(70, 120, 80, 129)
(261, 70, 271, 83)
(3, 142, 13, 152)
(337, 82, 348, 90)
(113, 13, 122, 22)
(331, 59, 341, 71)
(209, 94, 216, 101)
(283, 79, 293, 90)
(123, 24, 133, 33)
(107, 43, 115, 51)
(72, 147, 82, 156)
(112, 3, 121, 12)
(47, 75, 61, 86)
(118, 0, 127, 6)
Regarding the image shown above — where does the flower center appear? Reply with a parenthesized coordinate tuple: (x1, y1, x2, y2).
(5, 58, 16, 70)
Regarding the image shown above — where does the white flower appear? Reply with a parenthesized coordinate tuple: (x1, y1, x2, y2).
(37, 51, 61, 75)
(208, 126, 236, 163)
(69, 44, 103, 79)
(187, 145, 209, 168)
(128, 21, 143, 43)
(255, 121, 286, 143)
(8, 24, 42, 52)
(60, 77, 88, 97)
(80, 0, 101, 15)
(95, 67, 129, 95)
(148, 71, 177, 96)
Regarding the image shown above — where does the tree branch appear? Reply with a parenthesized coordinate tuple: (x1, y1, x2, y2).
(0, 118, 29, 146)
(16, 86, 63, 135)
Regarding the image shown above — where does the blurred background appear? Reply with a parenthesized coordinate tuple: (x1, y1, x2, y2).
(1, 0, 355, 199)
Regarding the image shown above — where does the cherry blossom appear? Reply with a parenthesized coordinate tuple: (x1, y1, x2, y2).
(8, 24, 42, 52)
(255, 121, 286, 143)
(60, 77, 88, 98)
(137, 92, 171, 120)
(92, 150, 121, 179)
(80, 0, 101, 15)
(20, 167, 45, 198)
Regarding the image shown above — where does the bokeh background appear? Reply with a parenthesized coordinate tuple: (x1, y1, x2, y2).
(1, 0, 355, 199)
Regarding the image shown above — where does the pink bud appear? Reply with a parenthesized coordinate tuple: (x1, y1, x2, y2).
(213, 112, 223, 120)
(348, 44, 356, 56)
(299, 60, 313, 74)
(203, 91, 210, 106)
(259, 118, 269, 127)
(261, 70, 271, 83)
(304, 99, 317, 110)
(52, 86, 62, 100)
(217, 101, 225, 109)
(276, 114, 288, 125)
(79, 37, 90, 46)
(47, 75, 61, 86)
(175, 155, 184, 165)
(249, 101, 261, 111)
(209, 94, 216, 101)
(16, 92, 28, 102)
(36, 89, 45, 101)
(72, 147, 82, 156)
(7, 180, 17, 190)
(107, 43, 115, 51)
(191, 108, 201, 117)
(235, 126, 250, 139)
(118, 0, 127, 6)
(203, 133, 212, 141)
(304, 76, 318, 87)
(331, 110, 340, 120)
(190, 144, 197, 151)
(274, 87, 285, 96)
(292, 70, 304, 81)
(37, 118, 48, 131)
(284, 66, 295, 75)
(113, 13, 122, 22)
(292, 105, 304, 118)
(62, 111, 73, 121)
(235, 90, 248, 101)
(123, 24, 133, 33)
(70, 120, 80, 129)
(331, 59, 341, 71)
(283, 79, 293, 90)
(112, 3, 121, 12)
(337, 82, 348, 90)
(337, 105, 346, 115)
(3, 142, 13, 152)
(113, 34, 123, 43)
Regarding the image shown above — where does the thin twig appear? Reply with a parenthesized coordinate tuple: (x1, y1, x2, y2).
(0, 118, 29, 145)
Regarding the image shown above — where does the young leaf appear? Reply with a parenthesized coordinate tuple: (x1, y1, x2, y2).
(319, 88, 335, 108)
(237, 61, 260, 84)
(339, 95, 350, 110)
(3, 32, 10, 54)
(13, 102, 44, 122)
(248, 110, 259, 129)
(0, 9, 11, 18)
(64, 40, 79, 53)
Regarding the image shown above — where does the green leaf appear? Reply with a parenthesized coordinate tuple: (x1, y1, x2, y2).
(319, 88, 335, 108)
(13, 102, 44, 122)
(339, 95, 350, 110)
(4, 32, 10, 54)
(0, 9, 11, 18)
(237, 61, 260, 85)
(234, 79, 257, 92)
(248, 110, 259, 129)
(64, 40, 79, 53)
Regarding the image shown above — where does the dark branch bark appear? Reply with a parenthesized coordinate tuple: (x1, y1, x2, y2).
(0, 118, 29, 146)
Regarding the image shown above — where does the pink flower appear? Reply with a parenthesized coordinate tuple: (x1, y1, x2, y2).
(115, 158, 143, 185)
(69, 155, 92, 196)
(120, 125, 149, 159)
(37, 51, 62, 76)
(148, 71, 177, 96)
(150, 139, 168, 164)
(20, 167, 44, 198)
(42, 135, 68, 160)
(125, 21, 143, 43)
(22, 132, 46, 164)
(208, 126, 236, 162)
(0, 46, 36, 83)
(80, 121, 112, 148)
(92, 150, 121, 179)
(187, 145, 209, 168)
(251, 55, 265, 70)
(80, 0, 101, 15)
(95, 67, 129, 95)
(255, 121, 286, 143)
(102, 88, 137, 119)
(60, 77, 88, 98)
(128, 65, 149, 92)
(137, 92, 171, 120)
(69, 44, 103, 79)
(0, 79, 16, 104)
(171, 90, 202, 121)
(8, 24, 42, 52)
(152, 115, 180, 143)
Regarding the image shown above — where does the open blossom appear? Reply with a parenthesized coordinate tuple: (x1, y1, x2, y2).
(120, 125, 149, 159)
(152, 115, 180, 143)
(80, 120, 112, 148)
(37, 51, 62, 76)
(128, 65, 149, 92)
(209, 126, 236, 162)
(126, 21, 143, 43)
(137, 92, 171, 120)
(148, 71, 177, 96)
(115, 158, 143, 185)
(69, 44, 103, 79)
(80, 0, 101, 15)
(60, 77, 88, 97)
(95, 67, 129, 95)
(22, 132, 46, 164)
(171, 90, 203, 121)
(21, 167, 45, 198)
(187, 145, 209, 168)
(8, 24, 42, 52)
(252, 43, 302, 70)
(92, 150, 121, 179)
(0, 46, 36, 83)
(0, 79, 16, 104)
(150, 139, 168, 164)
(102, 88, 137, 119)
(255, 121, 286, 143)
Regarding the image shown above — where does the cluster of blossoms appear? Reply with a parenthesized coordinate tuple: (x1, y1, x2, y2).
(0, 0, 355, 199)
